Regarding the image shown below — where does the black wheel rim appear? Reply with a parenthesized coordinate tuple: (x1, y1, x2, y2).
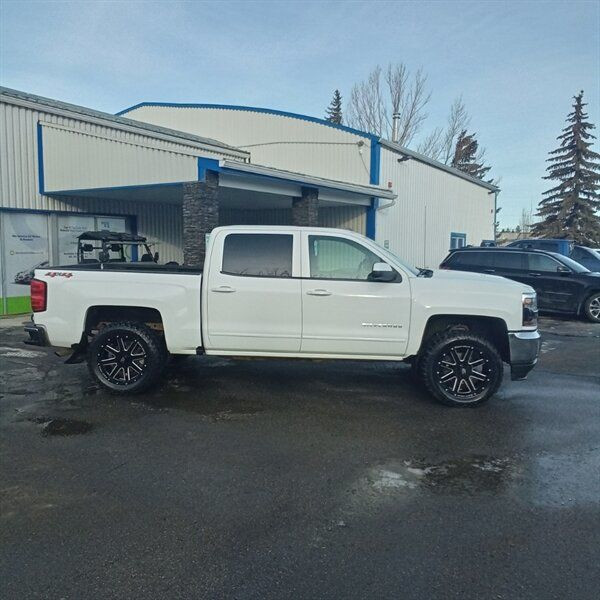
(435, 343, 494, 402)
(97, 334, 147, 386)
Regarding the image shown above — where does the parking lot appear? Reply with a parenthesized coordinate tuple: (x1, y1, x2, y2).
(1, 316, 599, 599)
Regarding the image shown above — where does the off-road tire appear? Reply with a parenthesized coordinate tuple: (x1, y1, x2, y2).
(87, 321, 167, 394)
(418, 330, 503, 407)
(583, 292, 600, 323)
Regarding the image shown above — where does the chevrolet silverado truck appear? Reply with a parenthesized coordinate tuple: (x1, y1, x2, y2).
(24, 226, 540, 407)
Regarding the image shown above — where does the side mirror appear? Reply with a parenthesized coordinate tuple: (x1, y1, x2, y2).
(368, 262, 397, 282)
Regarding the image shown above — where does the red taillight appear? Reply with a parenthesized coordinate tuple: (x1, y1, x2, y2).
(30, 279, 47, 312)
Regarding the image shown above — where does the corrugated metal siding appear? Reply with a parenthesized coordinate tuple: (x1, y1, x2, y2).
(41, 122, 198, 192)
(318, 205, 366, 234)
(377, 147, 495, 268)
(219, 205, 366, 235)
(124, 106, 374, 187)
(16, 194, 184, 263)
(0, 101, 224, 210)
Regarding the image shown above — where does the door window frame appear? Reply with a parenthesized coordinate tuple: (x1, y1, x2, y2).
(526, 253, 564, 273)
(214, 230, 302, 279)
(300, 232, 402, 282)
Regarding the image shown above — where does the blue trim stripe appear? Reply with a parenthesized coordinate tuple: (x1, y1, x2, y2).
(366, 198, 378, 240)
(197, 157, 221, 181)
(369, 140, 381, 186)
(116, 101, 379, 142)
(36, 122, 45, 194)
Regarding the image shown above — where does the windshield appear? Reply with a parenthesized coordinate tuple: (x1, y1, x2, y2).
(550, 252, 591, 273)
(370, 241, 420, 276)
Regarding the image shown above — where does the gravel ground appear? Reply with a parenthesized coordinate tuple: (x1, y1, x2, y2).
(1, 316, 599, 599)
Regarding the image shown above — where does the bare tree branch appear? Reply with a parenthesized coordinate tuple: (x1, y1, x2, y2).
(347, 62, 430, 145)
(418, 97, 471, 163)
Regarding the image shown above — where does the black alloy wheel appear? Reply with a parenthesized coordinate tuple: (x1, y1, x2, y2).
(436, 343, 493, 401)
(418, 331, 503, 407)
(97, 333, 148, 386)
(87, 321, 166, 394)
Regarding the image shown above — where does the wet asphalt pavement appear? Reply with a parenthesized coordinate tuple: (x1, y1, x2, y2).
(1, 317, 599, 599)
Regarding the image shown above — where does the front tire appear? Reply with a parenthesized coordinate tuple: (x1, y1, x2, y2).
(418, 331, 503, 407)
(583, 292, 600, 323)
(87, 321, 166, 394)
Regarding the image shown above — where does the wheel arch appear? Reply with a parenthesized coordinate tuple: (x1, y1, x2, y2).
(84, 305, 164, 335)
(418, 314, 510, 362)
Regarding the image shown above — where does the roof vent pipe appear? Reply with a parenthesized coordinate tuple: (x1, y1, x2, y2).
(391, 112, 400, 143)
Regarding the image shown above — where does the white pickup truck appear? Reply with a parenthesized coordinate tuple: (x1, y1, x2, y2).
(25, 226, 540, 407)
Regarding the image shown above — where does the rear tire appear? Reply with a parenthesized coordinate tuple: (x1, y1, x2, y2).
(87, 321, 166, 394)
(583, 292, 600, 323)
(418, 330, 503, 407)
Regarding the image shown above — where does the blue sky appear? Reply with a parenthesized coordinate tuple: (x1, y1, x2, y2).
(1, 0, 598, 228)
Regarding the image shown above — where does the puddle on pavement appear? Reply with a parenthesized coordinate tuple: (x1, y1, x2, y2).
(368, 455, 516, 495)
(29, 416, 93, 436)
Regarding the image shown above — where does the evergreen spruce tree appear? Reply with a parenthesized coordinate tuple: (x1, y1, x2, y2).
(532, 91, 600, 244)
(325, 90, 343, 124)
(451, 130, 491, 180)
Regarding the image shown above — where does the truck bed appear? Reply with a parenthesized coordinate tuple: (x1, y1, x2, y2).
(46, 262, 202, 275)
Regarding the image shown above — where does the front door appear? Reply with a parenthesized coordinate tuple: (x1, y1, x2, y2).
(300, 233, 410, 357)
(205, 231, 302, 352)
(524, 253, 582, 312)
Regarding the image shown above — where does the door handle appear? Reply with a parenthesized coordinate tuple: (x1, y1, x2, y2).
(528, 273, 541, 277)
(484, 269, 495, 274)
(211, 285, 236, 293)
(306, 288, 332, 296)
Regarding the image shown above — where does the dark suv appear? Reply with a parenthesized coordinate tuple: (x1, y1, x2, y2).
(440, 247, 600, 323)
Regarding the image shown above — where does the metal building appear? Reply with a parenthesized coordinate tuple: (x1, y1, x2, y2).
(1, 88, 497, 315)
(118, 102, 499, 268)
(0, 88, 395, 314)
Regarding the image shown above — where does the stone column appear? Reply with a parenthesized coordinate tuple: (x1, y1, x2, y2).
(292, 186, 319, 227)
(182, 171, 219, 267)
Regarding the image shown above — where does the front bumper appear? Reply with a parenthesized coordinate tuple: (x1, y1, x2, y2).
(24, 323, 49, 347)
(508, 330, 541, 380)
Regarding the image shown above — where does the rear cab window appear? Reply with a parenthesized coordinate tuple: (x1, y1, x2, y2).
(222, 233, 294, 278)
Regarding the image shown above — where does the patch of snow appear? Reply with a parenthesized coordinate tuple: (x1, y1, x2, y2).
(0, 346, 45, 358)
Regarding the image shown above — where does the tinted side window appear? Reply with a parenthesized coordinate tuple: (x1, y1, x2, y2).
(527, 254, 561, 272)
(570, 247, 588, 261)
(451, 252, 493, 268)
(222, 234, 293, 277)
(309, 236, 382, 280)
(493, 252, 526, 270)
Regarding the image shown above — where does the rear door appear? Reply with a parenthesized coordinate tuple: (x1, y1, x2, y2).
(299, 233, 410, 357)
(490, 251, 530, 285)
(444, 251, 494, 274)
(205, 231, 302, 352)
